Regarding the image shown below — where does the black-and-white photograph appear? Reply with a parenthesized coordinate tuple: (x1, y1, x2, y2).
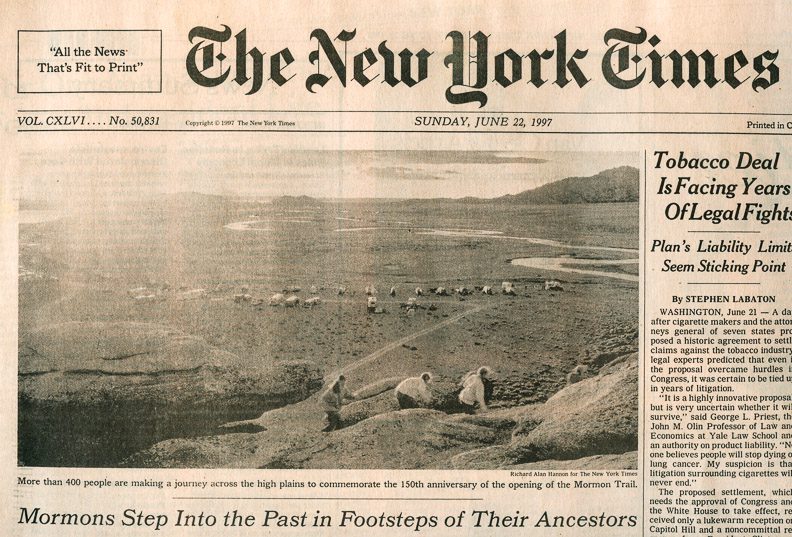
(18, 150, 639, 469)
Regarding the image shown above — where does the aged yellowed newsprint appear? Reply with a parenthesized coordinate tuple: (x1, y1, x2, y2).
(2, 1, 791, 535)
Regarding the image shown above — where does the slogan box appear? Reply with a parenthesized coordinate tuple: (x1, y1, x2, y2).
(18, 30, 162, 93)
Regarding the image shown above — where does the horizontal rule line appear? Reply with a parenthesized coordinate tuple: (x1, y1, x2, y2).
(687, 282, 761, 285)
(15, 109, 792, 116)
(16, 130, 792, 136)
(18, 29, 161, 32)
(687, 230, 761, 233)
(173, 497, 482, 501)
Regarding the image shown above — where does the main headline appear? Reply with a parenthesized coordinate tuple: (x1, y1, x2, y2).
(186, 27, 780, 106)
(653, 151, 792, 226)
(18, 507, 639, 532)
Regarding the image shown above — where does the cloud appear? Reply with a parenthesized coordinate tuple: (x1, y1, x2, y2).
(366, 166, 457, 181)
(222, 149, 550, 167)
(362, 151, 550, 165)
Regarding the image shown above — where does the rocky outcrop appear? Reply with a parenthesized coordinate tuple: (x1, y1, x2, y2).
(341, 391, 400, 427)
(509, 451, 637, 470)
(451, 353, 638, 468)
(297, 409, 505, 469)
(18, 322, 323, 467)
(507, 352, 638, 463)
(126, 407, 508, 469)
(124, 353, 637, 470)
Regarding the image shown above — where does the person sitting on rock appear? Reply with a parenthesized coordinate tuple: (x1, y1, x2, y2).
(459, 366, 492, 413)
(395, 372, 433, 409)
(320, 374, 356, 432)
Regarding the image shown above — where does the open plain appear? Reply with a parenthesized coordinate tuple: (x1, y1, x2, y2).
(19, 181, 639, 468)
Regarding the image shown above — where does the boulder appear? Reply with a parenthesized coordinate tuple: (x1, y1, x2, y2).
(340, 391, 400, 427)
(287, 409, 503, 469)
(507, 353, 638, 463)
(351, 377, 403, 399)
(18, 321, 323, 467)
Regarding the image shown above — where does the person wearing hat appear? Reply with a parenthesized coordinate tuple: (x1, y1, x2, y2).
(395, 372, 434, 409)
(458, 366, 492, 413)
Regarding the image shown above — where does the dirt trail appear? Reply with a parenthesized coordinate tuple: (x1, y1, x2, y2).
(328, 302, 492, 380)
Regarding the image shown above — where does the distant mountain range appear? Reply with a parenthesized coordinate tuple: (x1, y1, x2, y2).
(270, 195, 323, 207)
(20, 166, 640, 211)
(494, 166, 639, 204)
(174, 166, 640, 206)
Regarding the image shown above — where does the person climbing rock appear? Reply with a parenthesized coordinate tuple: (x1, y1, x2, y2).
(395, 372, 433, 409)
(459, 366, 492, 413)
(320, 374, 356, 432)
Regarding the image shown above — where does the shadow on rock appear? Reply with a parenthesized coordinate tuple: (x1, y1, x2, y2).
(452, 353, 638, 468)
(19, 321, 323, 467)
(122, 354, 638, 470)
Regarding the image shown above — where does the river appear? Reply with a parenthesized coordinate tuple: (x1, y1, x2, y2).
(225, 220, 638, 282)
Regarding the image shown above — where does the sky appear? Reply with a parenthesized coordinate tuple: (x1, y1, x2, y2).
(19, 148, 636, 203)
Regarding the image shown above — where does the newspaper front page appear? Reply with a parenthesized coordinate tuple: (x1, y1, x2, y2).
(2, 1, 791, 535)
